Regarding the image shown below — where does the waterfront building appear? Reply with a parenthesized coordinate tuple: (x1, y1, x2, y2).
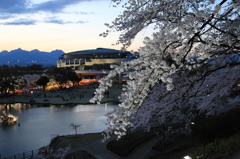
(57, 48, 136, 82)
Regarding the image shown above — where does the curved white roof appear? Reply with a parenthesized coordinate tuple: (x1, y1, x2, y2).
(66, 48, 131, 55)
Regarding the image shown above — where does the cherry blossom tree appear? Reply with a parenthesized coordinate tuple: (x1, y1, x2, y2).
(91, 0, 240, 140)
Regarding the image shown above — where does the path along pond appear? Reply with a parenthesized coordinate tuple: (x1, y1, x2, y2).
(0, 103, 116, 158)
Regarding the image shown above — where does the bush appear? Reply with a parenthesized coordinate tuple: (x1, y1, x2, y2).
(191, 107, 240, 143)
(190, 134, 240, 159)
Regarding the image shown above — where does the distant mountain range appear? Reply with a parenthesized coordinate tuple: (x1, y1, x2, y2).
(0, 48, 65, 65)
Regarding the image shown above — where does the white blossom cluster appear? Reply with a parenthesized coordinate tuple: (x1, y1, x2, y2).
(23, 74, 41, 88)
(134, 63, 240, 130)
(92, 0, 240, 140)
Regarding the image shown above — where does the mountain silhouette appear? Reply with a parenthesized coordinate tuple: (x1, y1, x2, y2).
(0, 48, 64, 65)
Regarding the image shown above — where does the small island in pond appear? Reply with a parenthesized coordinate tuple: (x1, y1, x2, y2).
(0, 111, 17, 126)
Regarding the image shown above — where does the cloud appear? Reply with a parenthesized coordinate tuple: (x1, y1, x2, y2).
(0, 0, 31, 14)
(45, 17, 68, 24)
(45, 19, 65, 24)
(1, 18, 36, 25)
(0, 14, 15, 20)
(32, 0, 92, 13)
(0, 0, 92, 14)
(77, 20, 86, 24)
(73, 11, 91, 15)
(0, 0, 94, 25)
(45, 17, 87, 24)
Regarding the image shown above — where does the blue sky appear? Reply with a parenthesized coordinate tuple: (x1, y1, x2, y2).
(0, 0, 146, 52)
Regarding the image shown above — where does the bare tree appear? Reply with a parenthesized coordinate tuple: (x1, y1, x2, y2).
(69, 124, 81, 135)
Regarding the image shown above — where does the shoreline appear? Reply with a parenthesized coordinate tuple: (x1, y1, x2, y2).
(0, 85, 122, 106)
(0, 97, 120, 105)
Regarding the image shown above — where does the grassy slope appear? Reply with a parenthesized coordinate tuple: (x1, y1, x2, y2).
(49, 133, 103, 159)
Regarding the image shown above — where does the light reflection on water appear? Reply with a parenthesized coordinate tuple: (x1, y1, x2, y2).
(0, 103, 116, 158)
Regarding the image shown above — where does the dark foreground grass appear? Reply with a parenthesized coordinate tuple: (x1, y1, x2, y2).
(65, 150, 96, 159)
(49, 133, 102, 159)
(105, 127, 195, 159)
(48, 127, 240, 159)
(50, 133, 102, 150)
(190, 134, 240, 159)
(147, 133, 194, 159)
(147, 133, 240, 159)
(106, 129, 240, 159)
(106, 129, 156, 157)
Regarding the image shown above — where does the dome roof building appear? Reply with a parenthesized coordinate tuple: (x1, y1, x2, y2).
(57, 48, 136, 79)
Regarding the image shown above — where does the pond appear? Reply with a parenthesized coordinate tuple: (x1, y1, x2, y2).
(0, 103, 116, 158)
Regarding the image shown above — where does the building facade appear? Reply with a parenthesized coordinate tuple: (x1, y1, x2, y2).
(57, 48, 135, 79)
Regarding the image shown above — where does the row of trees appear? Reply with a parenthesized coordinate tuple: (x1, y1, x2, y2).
(91, 0, 240, 141)
(0, 64, 80, 94)
(37, 67, 80, 92)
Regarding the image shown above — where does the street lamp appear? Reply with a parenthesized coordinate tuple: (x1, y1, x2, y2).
(183, 155, 192, 159)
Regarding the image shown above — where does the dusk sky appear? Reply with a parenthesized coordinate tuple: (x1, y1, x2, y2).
(0, 0, 150, 53)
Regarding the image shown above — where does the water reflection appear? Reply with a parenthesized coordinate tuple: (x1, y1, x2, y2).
(0, 103, 116, 158)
